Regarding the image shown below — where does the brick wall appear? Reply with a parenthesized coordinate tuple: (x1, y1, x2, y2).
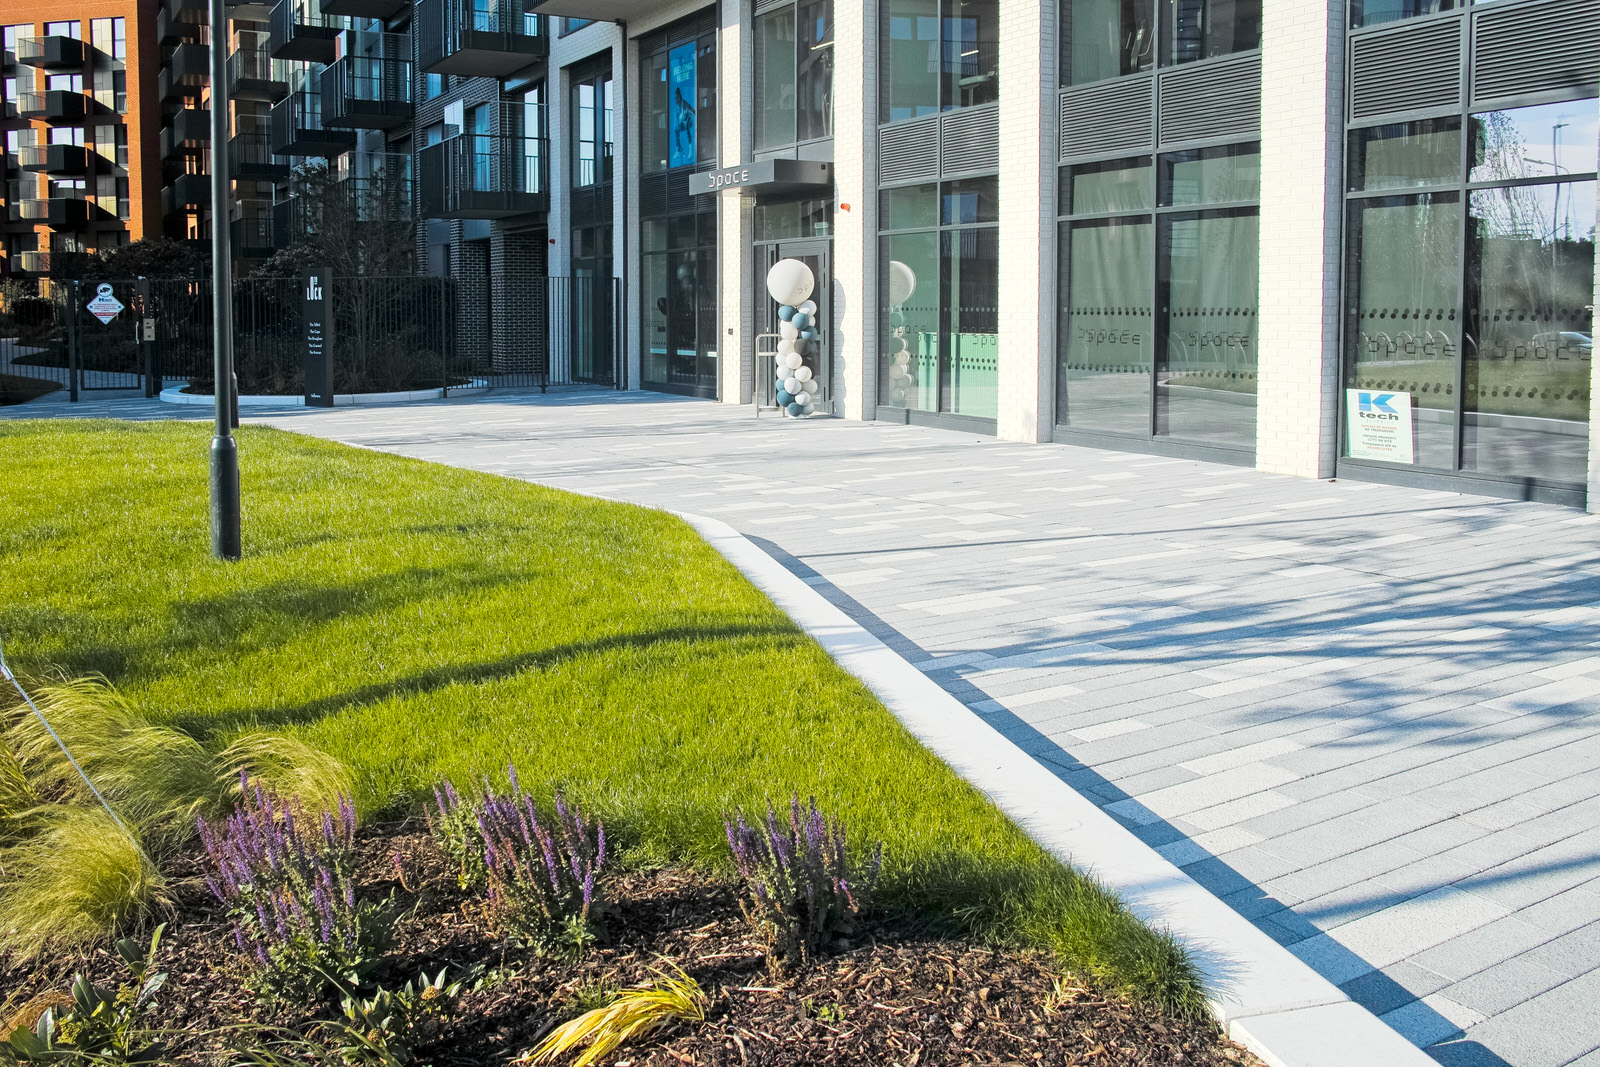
(489, 228, 547, 373)
(1256, 0, 1344, 479)
(995, 0, 1054, 443)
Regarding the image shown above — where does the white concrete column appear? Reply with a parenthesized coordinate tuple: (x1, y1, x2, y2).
(1256, 0, 1345, 478)
(1588, 96, 1600, 512)
(996, 0, 1055, 442)
(832, 0, 875, 421)
(547, 61, 571, 278)
(622, 31, 644, 390)
(717, 1, 752, 404)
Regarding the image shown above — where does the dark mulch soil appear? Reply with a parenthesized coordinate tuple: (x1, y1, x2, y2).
(1, 822, 1261, 1066)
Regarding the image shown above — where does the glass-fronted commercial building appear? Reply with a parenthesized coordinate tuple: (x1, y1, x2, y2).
(530, 0, 1597, 508)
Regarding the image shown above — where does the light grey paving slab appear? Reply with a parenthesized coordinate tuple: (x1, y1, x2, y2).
(12, 389, 1597, 1066)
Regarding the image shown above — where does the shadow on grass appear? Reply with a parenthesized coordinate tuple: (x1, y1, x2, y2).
(176, 622, 806, 736)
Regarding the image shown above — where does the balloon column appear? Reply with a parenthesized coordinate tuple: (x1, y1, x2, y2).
(884, 260, 917, 408)
(767, 258, 820, 417)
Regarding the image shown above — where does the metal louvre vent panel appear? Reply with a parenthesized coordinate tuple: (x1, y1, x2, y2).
(1060, 78, 1153, 158)
(878, 115, 940, 184)
(640, 172, 668, 216)
(1158, 53, 1261, 145)
(1350, 20, 1462, 120)
(940, 105, 999, 174)
(1472, 0, 1600, 104)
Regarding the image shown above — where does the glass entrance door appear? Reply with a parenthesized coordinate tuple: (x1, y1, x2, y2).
(757, 240, 832, 410)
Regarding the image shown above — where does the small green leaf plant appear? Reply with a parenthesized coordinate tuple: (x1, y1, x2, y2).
(0, 924, 169, 1065)
(237, 970, 467, 1067)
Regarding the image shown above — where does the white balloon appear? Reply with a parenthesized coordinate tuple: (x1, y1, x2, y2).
(893, 351, 910, 367)
(794, 365, 813, 382)
(783, 352, 803, 370)
(798, 300, 818, 316)
(766, 258, 816, 305)
(801, 402, 816, 415)
(888, 363, 906, 380)
(888, 260, 917, 306)
(784, 376, 801, 394)
(780, 322, 799, 341)
(777, 339, 796, 357)
(795, 391, 811, 406)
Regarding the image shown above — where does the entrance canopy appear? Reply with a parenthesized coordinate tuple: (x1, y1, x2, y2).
(527, 0, 658, 19)
(689, 159, 832, 197)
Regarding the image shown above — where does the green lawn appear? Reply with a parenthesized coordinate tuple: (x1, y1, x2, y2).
(0, 419, 1204, 1015)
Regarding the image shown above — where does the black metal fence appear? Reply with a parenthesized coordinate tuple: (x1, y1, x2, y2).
(0, 273, 622, 402)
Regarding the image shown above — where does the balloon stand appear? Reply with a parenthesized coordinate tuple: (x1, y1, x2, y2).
(766, 258, 820, 418)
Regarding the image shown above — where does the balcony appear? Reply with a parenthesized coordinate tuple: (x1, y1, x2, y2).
(156, 7, 202, 45)
(15, 251, 50, 274)
(321, 53, 411, 130)
(416, 0, 545, 77)
(18, 198, 98, 228)
(159, 41, 210, 103)
(230, 129, 289, 180)
(17, 90, 90, 123)
(419, 131, 547, 219)
(16, 35, 90, 70)
(321, 0, 409, 20)
(162, 172, 211, 214)
(231, 214, 277, 257)
(228, 46, 289, 101)
(269, 0, 342, 63)
(19, 144, 92, 176)
(160, 107, 211, 158)
(270, 90, 356, 157)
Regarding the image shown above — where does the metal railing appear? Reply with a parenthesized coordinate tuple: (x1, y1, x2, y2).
(418, 130, 547, 218)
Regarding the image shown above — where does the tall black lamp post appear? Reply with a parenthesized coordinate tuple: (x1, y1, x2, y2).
(209, 0, 241, 559)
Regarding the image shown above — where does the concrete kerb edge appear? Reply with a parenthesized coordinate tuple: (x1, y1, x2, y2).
(674, 510, 1438, 1067)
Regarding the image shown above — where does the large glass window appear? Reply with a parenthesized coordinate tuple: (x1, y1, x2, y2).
(1349, 0, 1456, 28)
(642, 205, 718, 395)
(643, 26, 715, 173)
(880, 0, 997, 123)
(1056, 146, 1260, 452)
(1342, 97, 1598, 491)
(1063, 0, 1257, 83)
(1161, 0, 1260, 65)
(571, 66, 613, 188)
(755, 1, 833, 150)
(880, 177, 999, 420)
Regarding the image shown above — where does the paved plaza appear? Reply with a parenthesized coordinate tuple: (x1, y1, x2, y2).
(7, 388, 1600, 1066)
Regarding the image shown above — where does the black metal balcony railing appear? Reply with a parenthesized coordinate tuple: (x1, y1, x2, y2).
(160, 107, 211, 158)
(321, 54, 412, 130)
(231, 129, 290, 180)
(417, 0, 545, 77)
(269, 0, 341, 63)
(15, 251, 50, 274)
(270, 90, 357, 157)
(17, 90, 90, 123)
(162, 172, 211, 214)
(19, 143, 91, 175)
(159, 41, 210, 102)
(228, 47, 290, 102)
(321, 0, 409, 22)
(19, 197, 96, 227)
(156, 6, 202, 45)
(16, 35, 89, 70)
(231, 214, 277, 256)
(419, 132, 547, 219)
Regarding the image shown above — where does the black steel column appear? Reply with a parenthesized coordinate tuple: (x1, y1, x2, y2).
(209, 0, 241, 560)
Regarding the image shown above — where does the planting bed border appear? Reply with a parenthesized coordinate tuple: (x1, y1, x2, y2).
(159, 380, 490, 408)
(669, 509, 1437, 1067)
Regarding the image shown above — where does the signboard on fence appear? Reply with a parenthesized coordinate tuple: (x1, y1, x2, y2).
(304, 270, 334, 408)
(1346, 389, 1414, 464)
(85, 283, 124, 325)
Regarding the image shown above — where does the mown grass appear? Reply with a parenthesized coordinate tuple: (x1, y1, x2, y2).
(0, 419, 1207, 1017)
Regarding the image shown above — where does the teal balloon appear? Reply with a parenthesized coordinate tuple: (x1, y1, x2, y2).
(786, 402, 803, 416)
(776, 389, 793, 406)
(778, 305, 796, 321)
(800, 329, 817, 341)
(791, 312, 812, 331)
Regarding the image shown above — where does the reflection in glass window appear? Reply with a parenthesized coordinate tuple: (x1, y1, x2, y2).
(941, 177, 998, 224)
(1067, 157, 1154, 213)
(880, 0, 996, 122)
(881, 183, 939, 230)
(755, 1, 834, 148)
(882, 230, 941, 409)
(944, 0, 999, 111)
(1344, 194, 1462, 470)
(1058, 217, 1155, 434)
(643, 28, 715, 172)
(1349, 119, 1460, 191)
(1160, 0, 1260, 66)
(755, 8, 797, 150)
(1470, 101, 1600, 185)
(1156, 209, 1259, 448)
(1161, 143, 1260, 205)
(942, 227, 999, 418)
(1349, 0, 1456, 28)
(1063, 0, 1155, 84)
(1463, 181, 1595, 483)
(797, 0, 833, 141)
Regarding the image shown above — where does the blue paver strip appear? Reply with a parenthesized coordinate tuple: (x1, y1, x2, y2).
(7, 389, 1599, 1066)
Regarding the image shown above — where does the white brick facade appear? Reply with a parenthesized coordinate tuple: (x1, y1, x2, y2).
(832, 0, 875, 421)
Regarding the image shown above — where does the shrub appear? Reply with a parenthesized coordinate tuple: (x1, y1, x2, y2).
(198, 778, 387, 1001)
(323, 969, 465, 1067)
(724, 795, 883, 968)
(431, 769, 608, 955)
(0, 924, 169, 1065)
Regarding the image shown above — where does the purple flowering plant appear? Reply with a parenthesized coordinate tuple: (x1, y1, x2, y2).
(724, 795, 884, 968)
(429, 766, 607, 956)
(197, 774, 390, 1001)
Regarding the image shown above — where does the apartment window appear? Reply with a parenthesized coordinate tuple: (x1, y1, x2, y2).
(1063, 0, 1258, 83)
(1350, 0, 1456, 28)
(1056, 144, 1261, 451)
(755, 1, 833, 150)
(91, 18, 126, 60)
(423, 72, 444, 100)
(571, 66, 613, 188)
(562, 18, 593, 35)
(642, 23, 715, 173)
(45, 21, 81, 39)
(880, 0, 998, 122)
(1343, 99, 1597, 486)
(879, 177, 1001, 419)
(48, 73, 84, 93)
(2, 26, 24, 60)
